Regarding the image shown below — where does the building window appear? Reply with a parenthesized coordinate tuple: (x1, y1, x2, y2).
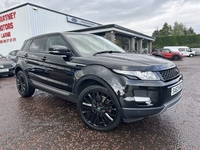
(115, 35, 130, 52)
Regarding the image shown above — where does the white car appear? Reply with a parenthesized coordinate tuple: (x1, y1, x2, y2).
(164, 46, 197, 57)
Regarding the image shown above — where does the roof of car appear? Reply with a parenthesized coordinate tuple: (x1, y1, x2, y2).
(25, 32, 89, 41)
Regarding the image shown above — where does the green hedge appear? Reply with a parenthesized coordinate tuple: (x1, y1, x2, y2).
(153, 34, 200, 49)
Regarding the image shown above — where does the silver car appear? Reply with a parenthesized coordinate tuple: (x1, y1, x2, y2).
(6, 50, 19, 63)
(0, 54, 16, 77)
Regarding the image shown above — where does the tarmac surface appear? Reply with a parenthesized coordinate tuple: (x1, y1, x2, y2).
(0, 56, 200, 150)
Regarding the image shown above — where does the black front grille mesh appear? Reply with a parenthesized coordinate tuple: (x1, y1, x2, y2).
(158, 67, 180, 81)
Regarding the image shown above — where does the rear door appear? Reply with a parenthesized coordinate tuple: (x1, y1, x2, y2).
(22, 36, 47, 84)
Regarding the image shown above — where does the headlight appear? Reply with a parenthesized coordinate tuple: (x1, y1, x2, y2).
(113, 69, 160, 80)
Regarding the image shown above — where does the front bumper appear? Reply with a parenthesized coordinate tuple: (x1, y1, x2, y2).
(120, 91, 181, 122)
(0, 67, 15, 76)
(117, 75, 183, 122)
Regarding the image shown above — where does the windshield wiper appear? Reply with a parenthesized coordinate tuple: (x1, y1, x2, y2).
(93, 50, 122, 56)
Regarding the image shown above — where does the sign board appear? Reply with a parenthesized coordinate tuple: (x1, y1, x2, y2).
(67, 16, 100, 27)
(0, 11, 17, 45)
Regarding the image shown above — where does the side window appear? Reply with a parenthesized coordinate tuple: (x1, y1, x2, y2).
(162, 49, 170, 52)
(178, 48, 185, 51)
(21, 40, 32, 51)
(10, 51, 15, 56)
(186, 48, 192, 52)
(29, 37, 46, 52)
(46, 35, 68, 52)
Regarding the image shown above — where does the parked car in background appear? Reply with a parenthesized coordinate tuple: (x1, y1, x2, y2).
(151, 49, 164, 58)
(6, 50, 19, 62)
(0, 54, 16, 77)
(15, 32, 183, 131)
(164, 46, 197, 57)
(151, 48, 183, 60)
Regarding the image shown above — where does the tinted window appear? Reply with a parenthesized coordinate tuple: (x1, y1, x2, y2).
(46, 35, 68, 52)
(29, 37, 46, 52)
(21, 40, 32, 51)
(10, 51, 15, 55)
(162, 49, 170, 52)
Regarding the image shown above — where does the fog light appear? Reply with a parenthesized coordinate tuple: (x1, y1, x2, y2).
(124, 97, 153, 106)
(124, 97, 135, 101)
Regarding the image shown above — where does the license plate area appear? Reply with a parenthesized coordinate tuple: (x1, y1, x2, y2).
(0, 69, 9, 72)
(171, 83, 182, 96)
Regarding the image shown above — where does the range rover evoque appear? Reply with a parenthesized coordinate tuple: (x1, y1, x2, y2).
(15, 32, 183, 131)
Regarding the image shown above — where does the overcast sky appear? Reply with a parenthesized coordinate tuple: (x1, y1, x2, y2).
(0, 0, 200, 36)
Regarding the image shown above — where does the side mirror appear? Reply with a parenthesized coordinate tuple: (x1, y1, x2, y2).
(49, 45, 72, 57)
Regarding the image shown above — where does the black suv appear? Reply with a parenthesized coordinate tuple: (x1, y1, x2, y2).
(15, 32, 183, 131)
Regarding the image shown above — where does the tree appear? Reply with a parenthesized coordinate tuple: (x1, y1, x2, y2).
(159, 22, 172, 36)
(152, 28, 160, 37)
(172, 21, 185, 36)
(185, 27, 196, 35)
(151, 21, 196, 37)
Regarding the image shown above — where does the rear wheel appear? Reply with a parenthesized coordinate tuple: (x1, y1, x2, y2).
(173, 55, 180, 60)
(16, 71, 35, 97)
(77, 85, 121, 131)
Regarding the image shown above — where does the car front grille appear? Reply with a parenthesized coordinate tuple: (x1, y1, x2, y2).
(158, 67, 180, 81)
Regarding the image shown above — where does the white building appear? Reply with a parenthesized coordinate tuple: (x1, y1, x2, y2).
(0, 3, 155, 56)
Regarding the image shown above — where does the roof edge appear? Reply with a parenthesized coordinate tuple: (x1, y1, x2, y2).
(71, 24, 155, 40)
(0, 3, 101, 26)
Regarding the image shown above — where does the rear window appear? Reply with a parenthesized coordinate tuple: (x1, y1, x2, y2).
(21, 40, 32, 51)
(29, 37, 46, 52)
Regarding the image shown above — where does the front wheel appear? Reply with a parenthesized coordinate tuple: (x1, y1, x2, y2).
(189, 54, 194, 57)
(16, 71, 35, 97)
(77, 85, 121, 131)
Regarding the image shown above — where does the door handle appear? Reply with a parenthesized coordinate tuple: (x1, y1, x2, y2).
(41, 56, 46, 61)
(24, 53, 28, 57)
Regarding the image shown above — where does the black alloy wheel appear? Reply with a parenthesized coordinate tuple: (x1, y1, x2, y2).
(16, 71, 35, 97)
(77, 85, 121, 131)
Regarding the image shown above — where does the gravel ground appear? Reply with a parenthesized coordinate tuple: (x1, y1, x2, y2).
(0, 56, 200, 150)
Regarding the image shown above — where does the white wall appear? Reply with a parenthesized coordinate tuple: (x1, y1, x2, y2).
(0, 6, 30, 56)
(0, 4, 90, 56)
(27, 5, 88, 37)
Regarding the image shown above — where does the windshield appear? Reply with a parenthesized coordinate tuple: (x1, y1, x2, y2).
(64, 33, 125, 56)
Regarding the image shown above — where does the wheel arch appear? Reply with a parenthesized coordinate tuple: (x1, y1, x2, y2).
(15, 65, 23, 74)
(173, 54, 181, 60)
(74, 75, 122, 108)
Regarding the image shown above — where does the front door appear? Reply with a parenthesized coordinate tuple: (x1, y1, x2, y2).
(43, 34, 76, 92)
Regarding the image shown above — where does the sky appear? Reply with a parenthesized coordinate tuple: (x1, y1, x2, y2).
(0, 0, 200, 36)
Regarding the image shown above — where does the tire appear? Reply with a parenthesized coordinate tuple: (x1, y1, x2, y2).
(189, 54, 194, 57)
(173, 55, 180, 60)
(77, 85, 121, 131)
(16, 71, 35, 97)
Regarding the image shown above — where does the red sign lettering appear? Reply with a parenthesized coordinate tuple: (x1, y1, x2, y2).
(0, 12, 16, 23)
(0, 11, 16, 44)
